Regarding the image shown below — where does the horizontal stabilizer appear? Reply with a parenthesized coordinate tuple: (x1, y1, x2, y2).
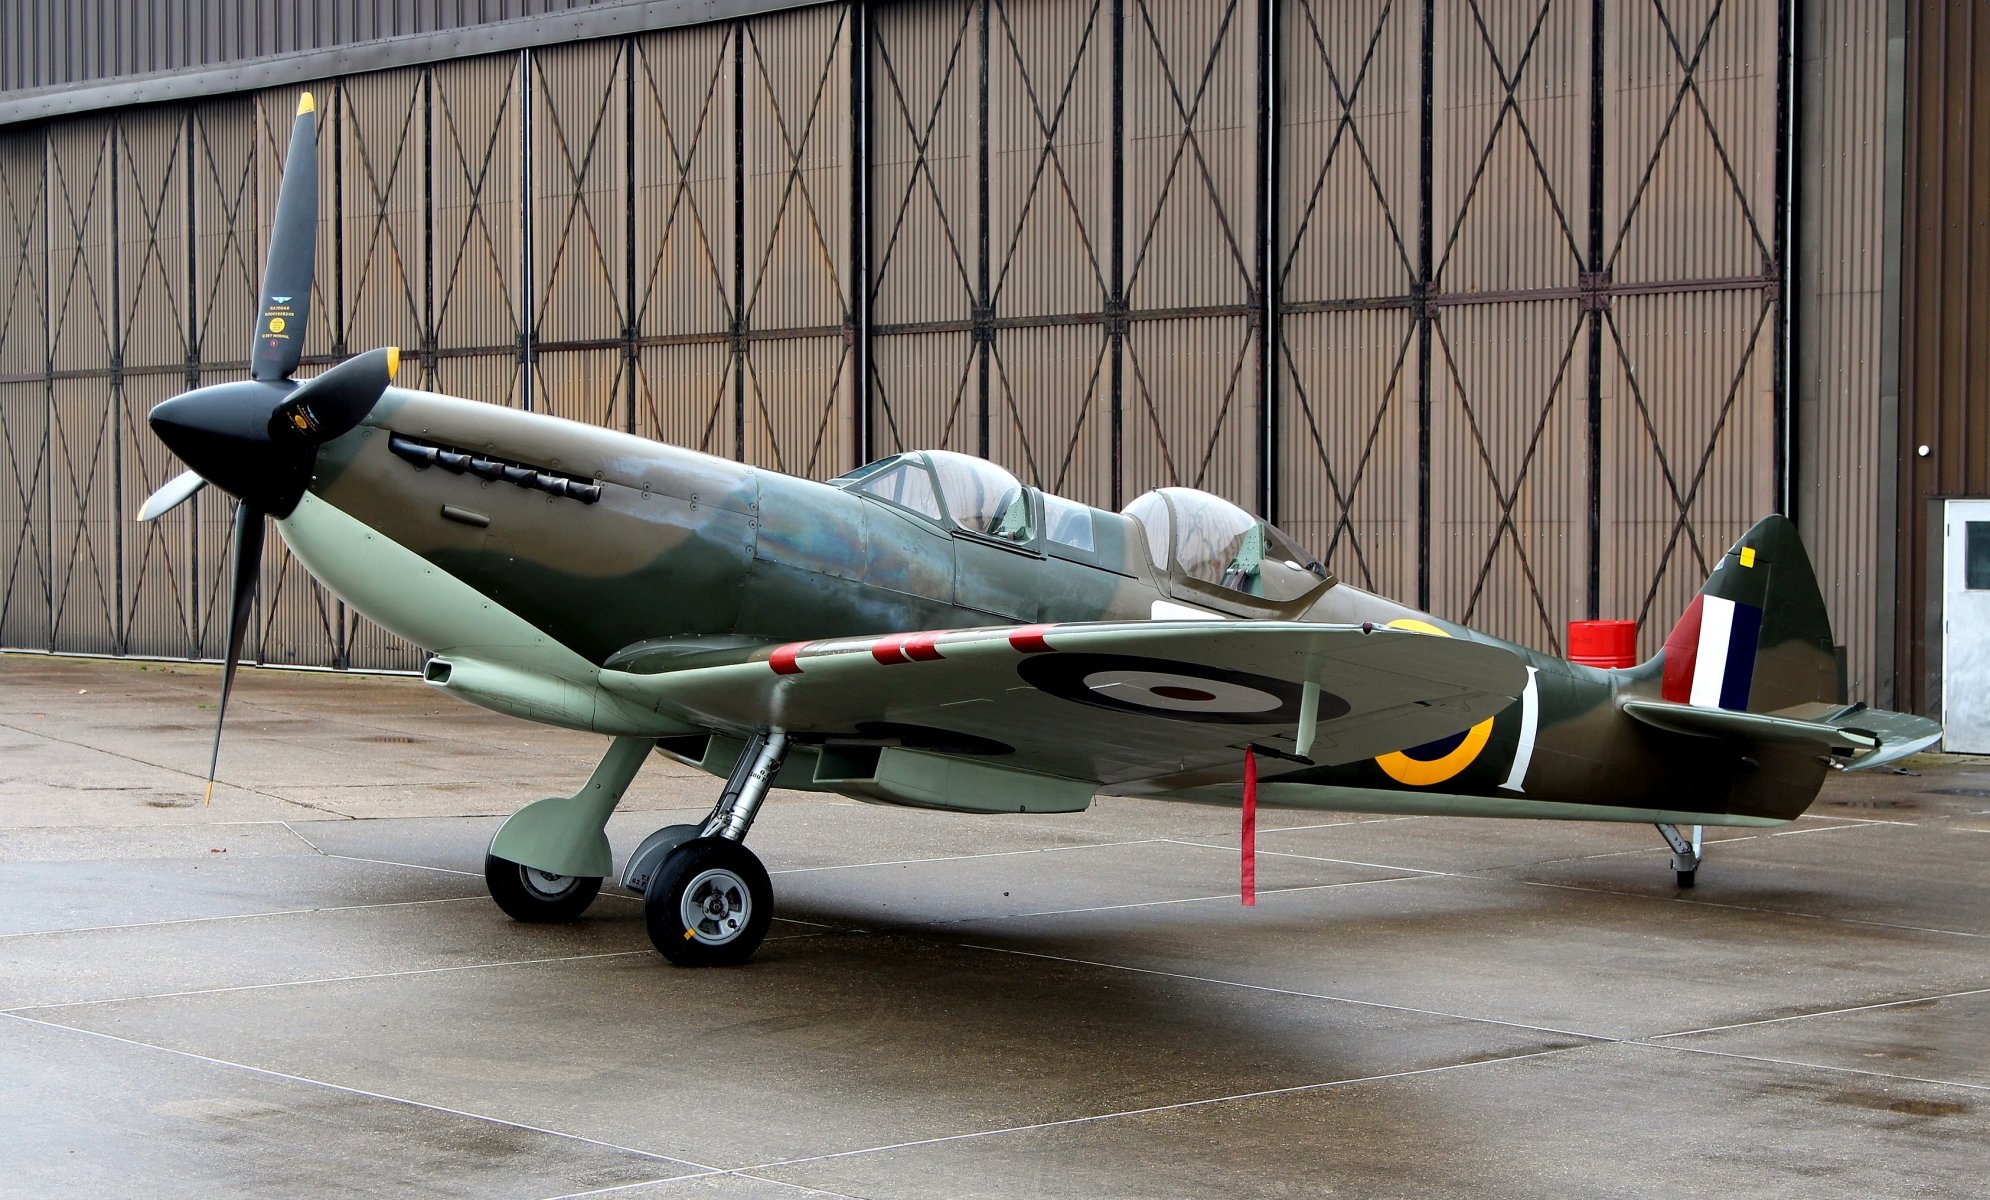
(1620, 697, 1941, 770)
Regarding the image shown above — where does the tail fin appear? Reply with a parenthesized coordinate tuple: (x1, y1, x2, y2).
(1648, 515, 1841, 713)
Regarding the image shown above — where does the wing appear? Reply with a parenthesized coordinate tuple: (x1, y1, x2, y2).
(603, 621, 1528, 788)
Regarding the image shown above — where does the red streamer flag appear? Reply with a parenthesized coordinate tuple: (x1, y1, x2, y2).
(1242, 746, 1258, 906)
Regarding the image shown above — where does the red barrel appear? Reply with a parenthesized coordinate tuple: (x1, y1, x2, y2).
(1567, 619, 1638, 668)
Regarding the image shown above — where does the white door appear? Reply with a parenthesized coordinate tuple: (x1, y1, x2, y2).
(1942, 500, 1990, 753)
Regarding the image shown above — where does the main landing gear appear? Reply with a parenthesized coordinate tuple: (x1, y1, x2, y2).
(623, 731, 788, 966)
(481, 730, 789, 966)
(1655, 822, 1704, 888)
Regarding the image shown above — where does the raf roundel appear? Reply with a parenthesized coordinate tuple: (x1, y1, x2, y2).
(1018, 652, 1348, 725)
(1372, 618, 1498, 786)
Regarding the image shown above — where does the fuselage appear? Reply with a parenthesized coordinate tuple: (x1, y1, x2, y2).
(286, 387, 1824, 826)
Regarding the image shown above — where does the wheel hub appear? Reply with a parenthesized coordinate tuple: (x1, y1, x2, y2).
(680, 867, 751, 944)
(523, 867, 574, 898)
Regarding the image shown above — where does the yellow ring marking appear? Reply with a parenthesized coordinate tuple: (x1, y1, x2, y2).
(1374, 617, 1497, 787)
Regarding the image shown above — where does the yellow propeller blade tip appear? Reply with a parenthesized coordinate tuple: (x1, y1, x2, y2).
(386, 346, 400, 380)
(203, 779, 215, 807)
(297, 92, 315, 116)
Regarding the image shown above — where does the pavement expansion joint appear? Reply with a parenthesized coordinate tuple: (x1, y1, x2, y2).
(2, 949, 655, 1014)
(0, 1010, 717, 1171)
(0, 893, 483, 943)
(730, 1044, 1588, 1178)
(768, 837, 1164, 875)
(1648, 984, 1990, 1040)
(943, 872, 1438, 924)
(536, 1171, 870, 1200)
(1621, 1038, 1990, 1095)
(1158, 835, 1456, 876)
(957, 941, 1614, 1043)
(1517, 877, 1990, 940)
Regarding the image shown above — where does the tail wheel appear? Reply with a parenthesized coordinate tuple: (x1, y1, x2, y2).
(485, 853, 602, 922)
(643, 837, 773, 967)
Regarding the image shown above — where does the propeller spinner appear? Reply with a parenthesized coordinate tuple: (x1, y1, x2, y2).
(135, 93, 401, 803)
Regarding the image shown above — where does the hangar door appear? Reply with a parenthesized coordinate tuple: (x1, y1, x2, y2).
(868, 0, 1788, 659)
(0, 0, 1789, 670)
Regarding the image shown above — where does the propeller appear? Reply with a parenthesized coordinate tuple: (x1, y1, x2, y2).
(135, 92, 401, 803)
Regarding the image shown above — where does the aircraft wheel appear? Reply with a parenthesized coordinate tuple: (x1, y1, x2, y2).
(643, 837, 772, 967)
(485, 853, 603, 922)
(1675, 868, 1697, 889)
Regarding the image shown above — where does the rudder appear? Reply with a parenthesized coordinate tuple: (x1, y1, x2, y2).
(1652, 515, 1840, 713)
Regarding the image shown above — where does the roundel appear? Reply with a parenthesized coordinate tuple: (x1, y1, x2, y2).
(1373, 618, 1496, 786)
(1017, 653, 1348, 726)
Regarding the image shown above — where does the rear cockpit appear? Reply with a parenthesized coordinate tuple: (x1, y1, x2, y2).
(1120, 487, 1331, 609)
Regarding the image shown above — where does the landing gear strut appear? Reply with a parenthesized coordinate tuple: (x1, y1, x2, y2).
(632, 731, 789, 967)
(1655, 822, 1704, 888)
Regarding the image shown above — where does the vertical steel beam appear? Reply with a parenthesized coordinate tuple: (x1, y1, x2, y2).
(183, 107, 200, 654)
(39, 129, 52, 650)
(519, 50, 534, 413)
(108, 114, 124, 656)
(1109, 0, 1125, 509)
(976, 0, 991, 459)
(1256, 0, 1275, 521)
(1586, 0, 1606, 621)
(422, 67, 435, 389)
(851, 0, 871, 465)
(1776, 0, 1797, 516)
(331, 84, 349, 668)
(1878, 0, 1908, 708)
(1415, 0, 1433, 612)
(732, 22, 746, 460)
(330, 85, 346, 361)
(624, 39, 638, 435)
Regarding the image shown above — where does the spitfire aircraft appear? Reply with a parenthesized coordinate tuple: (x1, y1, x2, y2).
(138, 96, 1940, 966)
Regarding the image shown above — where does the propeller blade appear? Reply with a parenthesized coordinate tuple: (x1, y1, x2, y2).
(204, 499, 266, 806)
(137, 469, 207, 522)
(250, 93, 319, 383)
(269, 347, 402, 444)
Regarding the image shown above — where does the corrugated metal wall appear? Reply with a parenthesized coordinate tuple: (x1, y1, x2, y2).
(1899, 0, 1990, 714)
(0, 1, 1900, 687)
(1797, 0, 1893, 706)
(1, 0, 679, 95)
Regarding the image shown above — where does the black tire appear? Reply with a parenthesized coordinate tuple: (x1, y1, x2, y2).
(643, 837, 773, 967)
(1675, 868, 1697, 889)
(485, 853, 603, 922)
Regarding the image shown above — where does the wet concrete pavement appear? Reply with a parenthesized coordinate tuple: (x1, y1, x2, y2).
(2, 653, 1986, 1198)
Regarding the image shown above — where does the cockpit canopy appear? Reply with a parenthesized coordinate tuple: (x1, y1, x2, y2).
(832, 451, 1032, 542)
(1121, 487, 1330, 604)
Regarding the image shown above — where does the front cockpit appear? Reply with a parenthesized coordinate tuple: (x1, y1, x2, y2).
(832, 451, 1031, 541)
(832, 451, 1100, 554)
